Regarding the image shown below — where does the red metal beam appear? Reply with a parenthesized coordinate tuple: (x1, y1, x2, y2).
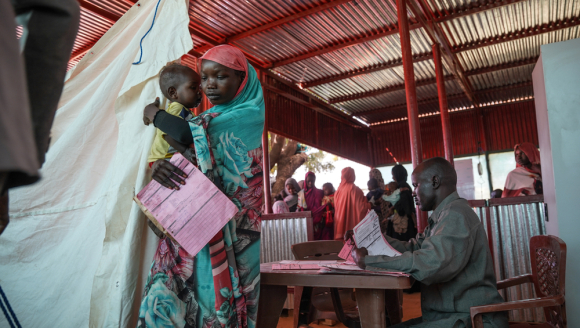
(301, 53, 432, 88)
(453, 17, 580, 53)
(397, 0, 423, 168)
(225, 0, 354, 43)
(409, 0, 477, 105)
(328, 77, 446, 104)
(361, 80, 533, 118)
(270, 23, 421, 68)
(465, 57, 539, 76)
(434, 0, 528, 23)
(327, 56, 535, 105)
(78, 0, 119, 23)
(433, 43, 454, 165)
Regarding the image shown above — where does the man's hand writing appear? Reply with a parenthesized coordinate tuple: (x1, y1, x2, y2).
(351, 247, 368, 269)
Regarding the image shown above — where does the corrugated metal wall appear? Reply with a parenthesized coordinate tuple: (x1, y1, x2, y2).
(263, 76, 372, 166)
(372, 100, 538, 166)
(260, 218, 310, 264)
(490, 202, 546, 322)
(470, 198, 547, 323)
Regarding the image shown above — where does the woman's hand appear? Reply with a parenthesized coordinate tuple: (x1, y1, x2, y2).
(151, 159, 188, 190)
(143, 97, 161, 126)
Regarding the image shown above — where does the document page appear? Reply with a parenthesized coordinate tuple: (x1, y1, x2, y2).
(134, 153, 238, 257)
(271, 260, 340, 270)
(353, 210, 401, 257)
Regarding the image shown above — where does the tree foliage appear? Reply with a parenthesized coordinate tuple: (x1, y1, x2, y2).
(267, 134, 336, 196)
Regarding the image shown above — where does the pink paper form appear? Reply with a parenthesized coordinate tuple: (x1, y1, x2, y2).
(134, 153, 238, 257)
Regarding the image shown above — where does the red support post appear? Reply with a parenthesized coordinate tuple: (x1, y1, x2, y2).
(397, 0, 427, 232)
(433, 43, 454, 165)
(260, 72, 273, 214)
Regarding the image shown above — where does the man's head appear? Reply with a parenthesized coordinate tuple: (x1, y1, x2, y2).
(159, 64, 201, 108)
(411, 157, 457, 211)
(305, 172, 316, 190)
(367, 178, 379, 191)
(385, 181, 398, 196)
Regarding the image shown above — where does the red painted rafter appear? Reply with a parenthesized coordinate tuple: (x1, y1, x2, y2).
(454, 18, 580, 53)
(301, 53, 432, 88)
(270, 23, 421, 68)
(325, 56, 538, 103)
(329, 77, 447, 104)
(465, 57, 538, 75)
(408, 0, 477, 104)
(360, 80, 533, 118)
(434, 0, 528, 23)
(224, 0, 354, 43)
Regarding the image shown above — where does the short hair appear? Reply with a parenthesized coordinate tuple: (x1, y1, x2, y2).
(418, 157, 458, 186)
(159, 63, 198, 99)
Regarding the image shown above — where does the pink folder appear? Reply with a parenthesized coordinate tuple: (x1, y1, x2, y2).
(134, 153, 238, 257)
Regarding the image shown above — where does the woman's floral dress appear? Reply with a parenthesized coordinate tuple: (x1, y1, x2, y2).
(138, 113, 263, 328)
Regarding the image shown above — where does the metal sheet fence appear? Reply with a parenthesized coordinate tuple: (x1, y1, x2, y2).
(260, 212, 314, 264)
(470, 196, 547, 323)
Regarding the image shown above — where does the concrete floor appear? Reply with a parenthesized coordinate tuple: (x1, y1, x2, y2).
(276, 292, 422, 328)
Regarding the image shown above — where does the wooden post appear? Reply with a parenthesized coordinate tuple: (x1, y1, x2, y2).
(432, 43, 454, 165)
(397, 0, 427, 232)
(261, 72, 273, 214)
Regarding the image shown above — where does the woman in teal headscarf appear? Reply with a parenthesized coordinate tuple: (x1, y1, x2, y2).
(140, 45, 264, 328)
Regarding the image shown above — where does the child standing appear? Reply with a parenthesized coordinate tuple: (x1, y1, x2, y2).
(322, 182, 335, 231)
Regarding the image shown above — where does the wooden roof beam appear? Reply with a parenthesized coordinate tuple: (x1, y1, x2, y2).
(225, 0, 354, 43)
(270, 23, 421, 68)
(453, 17, 580, 53)
(434, 0, 528, 23)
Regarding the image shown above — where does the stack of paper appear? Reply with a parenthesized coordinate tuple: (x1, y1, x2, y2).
(271, 260, 340, 270)
(134, 153, 239, 257)
(319, 263, 409, 277)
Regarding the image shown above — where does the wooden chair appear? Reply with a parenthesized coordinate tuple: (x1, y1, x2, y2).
(291, 240, 360, 328)
(470, 235, 567, 328)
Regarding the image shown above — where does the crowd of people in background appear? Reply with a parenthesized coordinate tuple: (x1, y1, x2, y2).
(270, 140, 542, 243)
(271, 164, 420, 244)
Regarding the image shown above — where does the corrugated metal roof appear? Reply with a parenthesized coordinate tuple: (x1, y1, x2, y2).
(68, 0, 580, 123)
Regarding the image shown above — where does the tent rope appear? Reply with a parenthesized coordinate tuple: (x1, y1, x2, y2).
(0, 284, 21, 328)
(132, 0, 163, 65)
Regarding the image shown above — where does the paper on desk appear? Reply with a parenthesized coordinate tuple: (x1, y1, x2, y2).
(134, 153, 238, 257)
(319, 263, 409, 277)
(353, 210, 401, 257)
(271, 260, 340, 270)
(338, 241, 356, 264)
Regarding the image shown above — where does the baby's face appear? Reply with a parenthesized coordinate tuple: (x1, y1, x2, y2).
(323, 186, 332, 196)
(175, 72, 201, 108)
(385, 182, 398, 195)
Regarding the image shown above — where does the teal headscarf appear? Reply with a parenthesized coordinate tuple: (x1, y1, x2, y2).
(207, 63, 265, 150)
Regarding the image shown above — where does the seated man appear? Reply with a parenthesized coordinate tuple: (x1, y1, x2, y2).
(351, 157, 508, 328)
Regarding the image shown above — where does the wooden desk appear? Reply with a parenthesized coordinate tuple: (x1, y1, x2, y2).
(258, 263, 413, 328)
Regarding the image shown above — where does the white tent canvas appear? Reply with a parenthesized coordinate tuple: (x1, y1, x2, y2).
(0, 0, 193, 326)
